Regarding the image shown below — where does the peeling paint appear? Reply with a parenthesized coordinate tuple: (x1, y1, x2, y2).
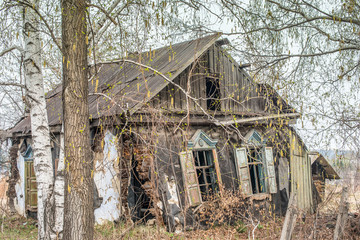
(164, 174, 183, 231)
(94, 131, 121, 224)
(165, 175, 180, 208)
(15, 153, 25, 217)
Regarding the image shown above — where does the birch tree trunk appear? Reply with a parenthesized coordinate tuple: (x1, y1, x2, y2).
(61, 0, 94, 239)
(23, 0, 54, 239)
(50, 125, 65, 239)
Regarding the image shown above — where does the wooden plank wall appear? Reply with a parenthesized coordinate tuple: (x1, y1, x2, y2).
(290, 130, 314, 213)
(149, 43, 265, 114)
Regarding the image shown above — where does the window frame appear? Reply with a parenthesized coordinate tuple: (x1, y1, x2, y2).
(179, 130, 223, 207)
(247, 147, 267, 194)
(234, 130, 277, 196)
(193, 149, 219, 200)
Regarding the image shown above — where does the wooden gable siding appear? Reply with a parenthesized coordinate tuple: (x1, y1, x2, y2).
(149, 43, 265, 114)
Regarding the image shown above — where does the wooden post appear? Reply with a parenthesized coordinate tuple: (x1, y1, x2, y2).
(334, 187, 349, 240)
(280, 192, 298, 240)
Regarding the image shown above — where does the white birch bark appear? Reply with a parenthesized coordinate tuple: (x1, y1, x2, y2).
(50, 125, 65, 240)
(23, 1, 54, 239)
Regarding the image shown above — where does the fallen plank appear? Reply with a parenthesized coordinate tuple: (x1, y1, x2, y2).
(280, 192, 298, 240)
(334, 186, 349, 240)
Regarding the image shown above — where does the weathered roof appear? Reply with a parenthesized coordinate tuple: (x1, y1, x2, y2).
(11, 33, 221, 135)
(309, 151, 340, 180)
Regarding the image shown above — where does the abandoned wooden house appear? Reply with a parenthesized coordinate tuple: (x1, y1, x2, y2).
(9, 33, 317, 229)
(309, 151, 340, 203)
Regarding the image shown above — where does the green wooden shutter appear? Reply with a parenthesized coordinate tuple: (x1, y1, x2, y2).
(179, 151, 202, 206)
(25, 161, 37, 211)
(264, 147, 277, 193)
(234, 148, 252, 195)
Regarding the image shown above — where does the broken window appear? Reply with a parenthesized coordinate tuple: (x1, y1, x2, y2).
(234, 130, 277, 195)
(248, 148, 266, 194)
(193, 150, 219, 200)
(179, 130, 222, 206)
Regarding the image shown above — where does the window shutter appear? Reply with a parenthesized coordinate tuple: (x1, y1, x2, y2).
(264, 147, 277, 193)
(234, 148, 252, 195)
(212, 149, 223, 192)
(179, 151, 202, 206)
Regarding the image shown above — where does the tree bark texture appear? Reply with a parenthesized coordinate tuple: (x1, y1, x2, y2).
(62, 0, 94, 239)
(7, 145, 19, 214)
(23, 1, 54, 239)
(49, 125, 65, 239)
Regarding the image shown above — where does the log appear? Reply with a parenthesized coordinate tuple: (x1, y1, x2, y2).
(334, 187, 349, 240)
(280, 192, 298, 240)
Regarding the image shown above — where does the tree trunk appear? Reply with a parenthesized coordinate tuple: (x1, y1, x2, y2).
(61, 0, 94, 239)
(23, 1, 54, 239)
(49, 125, 65, 239)
(7, 145, 19, 214)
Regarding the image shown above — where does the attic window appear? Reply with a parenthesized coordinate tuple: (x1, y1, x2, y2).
(206, 77, 221, 111)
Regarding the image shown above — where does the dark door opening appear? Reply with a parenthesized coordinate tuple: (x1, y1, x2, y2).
(128, 157, 154, 222)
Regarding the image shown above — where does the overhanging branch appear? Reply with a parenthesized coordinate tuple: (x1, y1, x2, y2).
(0, 46, 24, 57)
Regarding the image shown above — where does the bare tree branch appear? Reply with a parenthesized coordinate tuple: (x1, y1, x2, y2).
(0, 82, 25, 88)
(0, 46, 23, 57)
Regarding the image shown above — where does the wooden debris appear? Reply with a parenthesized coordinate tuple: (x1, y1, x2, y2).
(334, 187, 349, 240)
(280, 192, 298, 240)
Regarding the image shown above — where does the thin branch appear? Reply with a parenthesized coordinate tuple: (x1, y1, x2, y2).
(0, 82, 25, 88)
(0, 86, 24, 114)
(87, 3, 118, 26)
(16, 0, 62, 51)
(93, 1, 133, 45)
(0, 46, 24, 57)
(88, 92, 126, 112)
(268, 0, 360, 26)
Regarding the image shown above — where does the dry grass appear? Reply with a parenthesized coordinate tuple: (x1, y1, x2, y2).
(0, 215, 37, 239)
(93, 219, 284, 240)
(2, 179, 360, 239)
(1, 213, 359, 240)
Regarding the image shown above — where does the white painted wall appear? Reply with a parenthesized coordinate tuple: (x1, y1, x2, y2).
(15, 152, 25, 217)
(94, 131, 121, 224)
(14, 131, 123, 223)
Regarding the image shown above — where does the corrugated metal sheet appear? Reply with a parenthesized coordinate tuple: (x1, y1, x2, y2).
(11, 33, 221, 134)
(290, 129, 314, 213)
